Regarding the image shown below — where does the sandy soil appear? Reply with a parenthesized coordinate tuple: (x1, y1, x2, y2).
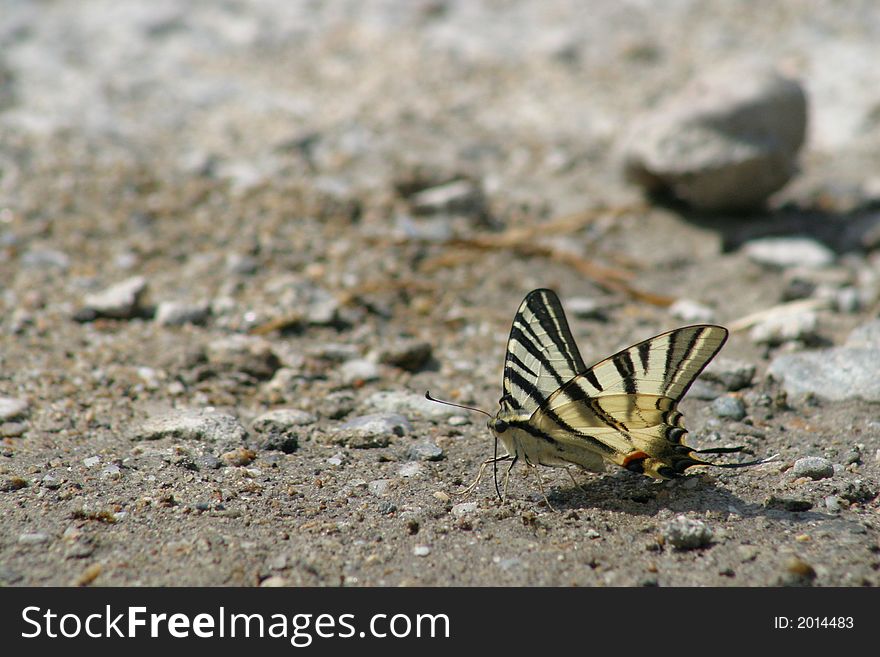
(1, 0, 879, 587)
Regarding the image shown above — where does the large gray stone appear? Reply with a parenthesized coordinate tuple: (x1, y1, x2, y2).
(768, 347, 880, 401)
(623, 62, 807, 211)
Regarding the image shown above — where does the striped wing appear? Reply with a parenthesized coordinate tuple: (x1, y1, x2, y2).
(530, 325, 728, 475)
(500, 289, 587, 415)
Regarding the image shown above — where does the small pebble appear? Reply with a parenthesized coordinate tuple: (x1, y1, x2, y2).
(260, 576, 289, 587)
(251, 409, 317, 432)
(329, 413, 412, 449)
(412, 545, 432, 557)
(221, 447, 257, 467)
(155, 300, 210, 326)
(710, 395, 746, 421)
(407, 441, 444, 462)
(0, 396, 29, 421)
(41, 474, 62, 489)
(824, 495, 845, 512)
(368, 479, 393, 497)
(409, 179, 483, 215)
(397, 462, 424, 478)
(79, 275, 148, 320)
(100, 464, 122, 479)
(737, 545, 760, 562)
(131, 409, 249, 453)
(433, 491, 450, 502)
(843, 449, 861, 465)
(451, 502, 478, 517)
(73, 563, 102, 586)
(18, 532, 50, 545)
(376, 501, 397, 514)
(780, 557, 816, 586)
(565, 296, 609, 320)
(661, 515, 713, 549)
(750, 311, 818, 345)
(83, 456, 101, 468)
(206, 335, 281, 380)
(669, 299, 715, 323)
(376, 339, 433, 372)
(744, 237, 835, 269)
(195, 454, 223, 470)
(364, 391, 461, 420)
(791, 456, 834, 480)
(702, 358, 756, 391)
(66, 542, 95, 559)
(0, 476, 27, 492)
(339, 359, 380, 385)
(226, 253, 259, 275)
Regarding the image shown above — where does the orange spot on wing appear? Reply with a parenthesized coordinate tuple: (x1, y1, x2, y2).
(622, 451, 649, 467)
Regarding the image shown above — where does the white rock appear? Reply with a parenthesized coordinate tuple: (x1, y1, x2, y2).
(81, 276, 148, 319)
(662, 515, 713, 549)
(155, 300, 210, 326)
(669, 298, 715, 323)
(18, 533, 50, 545)
(749, 311, 817, 345)
(251, 409, 317, 432)
(744, 237, 835, 269)
(397, 462, 424, 478)
(0, 396, 29, 421)
(339, 359, 380, 385)
(565, 296, 610, 320)
(367, 479, 393, 496)
(364, 390, 463, 420)
(451, 502, 478, 517)
(131, 409, 248, 451)
(409, 180, 483, 215)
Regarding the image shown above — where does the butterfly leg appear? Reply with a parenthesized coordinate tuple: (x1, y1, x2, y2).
(500, 454, 518, 501)
(533, 467, 557, 511)
(566, 467, 588, 494)
(460, 455, 513, 497)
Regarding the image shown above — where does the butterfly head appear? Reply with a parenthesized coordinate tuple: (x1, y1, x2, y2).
(487, 416, 509, 434)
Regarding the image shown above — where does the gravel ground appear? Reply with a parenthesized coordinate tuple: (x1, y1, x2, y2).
(1, 0, 879, 587)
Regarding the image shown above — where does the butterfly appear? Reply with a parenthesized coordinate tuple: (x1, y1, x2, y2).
(429, 288, 768, 501)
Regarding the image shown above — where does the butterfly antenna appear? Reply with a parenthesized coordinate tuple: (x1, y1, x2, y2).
(424, 391, 493, 418)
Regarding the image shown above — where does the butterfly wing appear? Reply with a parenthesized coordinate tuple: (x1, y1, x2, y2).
(500, 288, 587, 415)
(530, 325, 729, 478)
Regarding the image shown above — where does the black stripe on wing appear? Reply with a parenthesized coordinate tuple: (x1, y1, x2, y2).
(500, 289, 587, 413)
(537, 324, 728, 420)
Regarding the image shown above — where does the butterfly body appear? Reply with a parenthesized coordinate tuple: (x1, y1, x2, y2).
(491, 288, 736, 481)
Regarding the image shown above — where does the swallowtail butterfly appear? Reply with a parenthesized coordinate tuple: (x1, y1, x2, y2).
(429, 288, 767, 500)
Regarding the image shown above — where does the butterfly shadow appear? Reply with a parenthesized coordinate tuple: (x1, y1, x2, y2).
(669, 197, 880, 257)
(536, 470, 828, 523)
